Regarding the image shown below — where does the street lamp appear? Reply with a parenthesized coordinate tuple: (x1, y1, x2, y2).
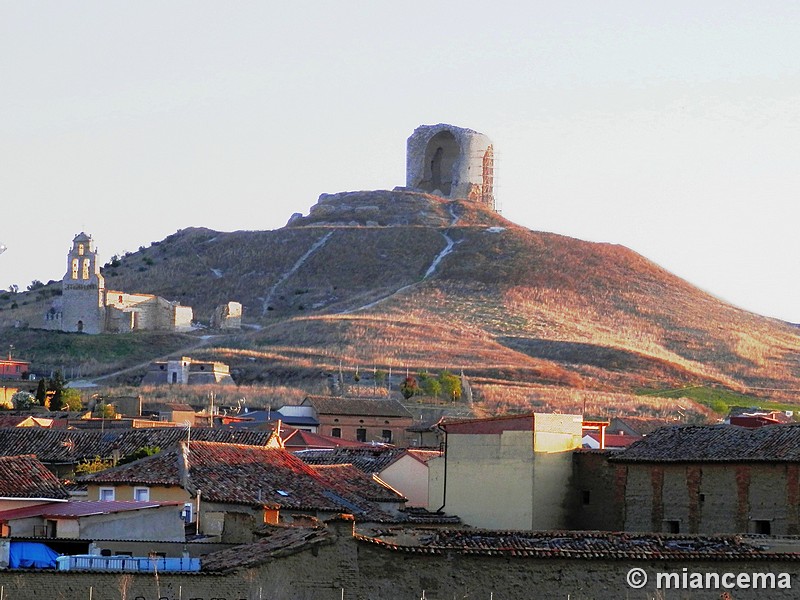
(0, 243, 6, 255)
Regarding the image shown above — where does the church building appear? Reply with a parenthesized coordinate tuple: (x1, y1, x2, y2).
(43, 233, 193, 334)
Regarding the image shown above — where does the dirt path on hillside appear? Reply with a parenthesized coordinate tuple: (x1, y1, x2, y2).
(344, 202, 463, 314)
(260, 231, 335, 316)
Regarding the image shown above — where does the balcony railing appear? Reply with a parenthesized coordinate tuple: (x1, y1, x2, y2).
(56, 555, 200, 572)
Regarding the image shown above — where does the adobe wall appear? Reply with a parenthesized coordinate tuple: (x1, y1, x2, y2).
(569, 451, 626, 531)
(619, 463, 799, 535)
(3, 535, 800, 600)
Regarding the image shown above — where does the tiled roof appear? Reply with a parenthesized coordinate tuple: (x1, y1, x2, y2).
(0, 500, 180, 521)
(79, 441, 386, 514)
(0, 455, 70, 500)
(185, 442, 344, 510)
(405, 449, 442, 464)
(303, 396, 413, 418)
(608, 416, 680, 436)
(357, 528, 800, 560)
(78, 450, 181, 486)
(281, 428, 368, 450)
(201, 525, 332, 572)
(612, 424, 800, 463)
(440, 414, 536, 434)
(0, 427, 273, 464)
(0, 416, 31, 428)
(311, 464, 406, 503)
(295, 447, 407, 473)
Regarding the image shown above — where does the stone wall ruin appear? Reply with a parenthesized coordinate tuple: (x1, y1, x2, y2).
(406, 123, 495, 210)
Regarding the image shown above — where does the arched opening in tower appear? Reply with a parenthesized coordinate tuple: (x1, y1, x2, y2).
(417, 131, 459, 197)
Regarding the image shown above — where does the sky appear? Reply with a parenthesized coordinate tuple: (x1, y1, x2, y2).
(2, 2, 799, 322)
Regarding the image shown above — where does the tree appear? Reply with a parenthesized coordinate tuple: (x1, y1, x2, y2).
(26, 280, 45, 292)
(48, 370, 67, 410)
(60, 388, 83, 411)
(418, 372, 442, 397)
(118, 446, 161, 465)
(93, 402, 115, 418)
(11, 391, 37, 410)
(439, 370, 462, 402)
(400, 376, 418, 400)
(35, 378, 48, 404)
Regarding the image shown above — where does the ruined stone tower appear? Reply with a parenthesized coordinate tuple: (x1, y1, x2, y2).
(406, 124, 495, 210)
(61, 232, 106, 334)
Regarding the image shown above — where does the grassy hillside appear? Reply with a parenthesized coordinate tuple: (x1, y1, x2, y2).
(2, 189, 800, 419)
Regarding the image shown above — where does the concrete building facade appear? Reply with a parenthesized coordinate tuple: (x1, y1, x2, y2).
(427, 413, 583, 530)
(43, 233, 193, 334)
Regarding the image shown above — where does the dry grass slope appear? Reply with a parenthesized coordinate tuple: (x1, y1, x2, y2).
(3, 190, 800, 415)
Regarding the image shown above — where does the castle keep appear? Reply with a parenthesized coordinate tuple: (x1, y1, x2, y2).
(43, 233, 193, 334)
(406, 123, 495, 209)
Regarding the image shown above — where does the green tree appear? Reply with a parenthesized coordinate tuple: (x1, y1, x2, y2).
(60, 388, 83, 411)
(35, 378, 48, 404)
(48, 370, 67, 411)
(419, 372, 442, 397)
(11, 391, 37, 410)
(92, 401, 115, 418)
(439, 370, 462, 402)
(400, 376, 418, 400)
(118, 446, 161, 465)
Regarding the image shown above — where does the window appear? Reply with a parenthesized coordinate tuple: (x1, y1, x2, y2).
(356, 428, 367, 442)
(182, 502, 194, 524)
(382, 429, 392, 444)
(133, 487, 150, 502)
(82, 258, 90, 279)
(331, 427, 341, 438)
(78, 244, 85, 256)
(99, 487, 115, 502)
(664, 520, 680, 534)
(71, 258, 79, 279)
(754, 520, 772, 535)
(581, 490, 591, 505)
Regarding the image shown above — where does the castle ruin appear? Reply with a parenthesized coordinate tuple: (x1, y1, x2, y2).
(406, 124, 495, 210)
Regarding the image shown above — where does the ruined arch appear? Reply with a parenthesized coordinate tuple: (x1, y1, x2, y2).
(418, 130, 460, 196)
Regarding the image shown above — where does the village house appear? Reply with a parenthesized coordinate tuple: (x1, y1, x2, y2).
(0, 357, 30, 380)
(0, 455, 70, 519)
(78, 440, 406, 543)
(298, 446, 441, 507)
(0, 500, 185, 541)
(572, 424, 800, 536)
(141, 357, 235, 386)
(427, 413, 584, 530)
(0, 427, 274, 478)
(301, 396, 413, 445)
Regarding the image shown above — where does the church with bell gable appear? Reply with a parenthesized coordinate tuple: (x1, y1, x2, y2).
(43, 233, 193, 334)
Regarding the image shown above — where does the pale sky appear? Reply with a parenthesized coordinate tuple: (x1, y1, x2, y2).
(2, 2, 799, 322)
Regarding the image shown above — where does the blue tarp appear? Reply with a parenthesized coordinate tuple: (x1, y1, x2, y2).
(9, 542, 59, 569)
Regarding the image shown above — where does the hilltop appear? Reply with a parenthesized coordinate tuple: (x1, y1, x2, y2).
(3, 189, 800, 418)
